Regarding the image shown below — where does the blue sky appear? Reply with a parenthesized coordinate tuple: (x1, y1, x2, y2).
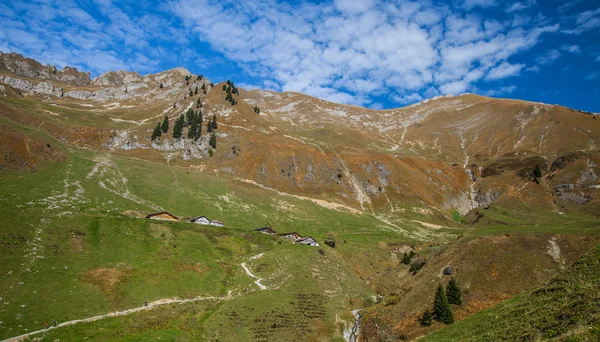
(0, 0, 599, 112)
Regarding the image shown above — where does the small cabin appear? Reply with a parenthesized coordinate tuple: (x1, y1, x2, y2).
(189, 216, 211, 225)
(278, 232, 302, 241)
(145, 211, 178, 221)
(210, 220, 225, 227)
(296, 236, 320, 247)
(255, 227, 277, 235)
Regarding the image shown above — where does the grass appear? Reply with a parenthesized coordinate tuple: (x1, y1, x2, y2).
(420, 244, 600, 341)
(0, 147, 395, 341)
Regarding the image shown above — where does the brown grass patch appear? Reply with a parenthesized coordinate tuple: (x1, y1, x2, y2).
(70, 230, 86, 253)
(82, 267, 130, 297)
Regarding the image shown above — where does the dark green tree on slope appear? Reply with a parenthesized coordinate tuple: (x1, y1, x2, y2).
(160, 116, 169, 133)
(173, 114, 185, 139)
(446, 278, 462, 305)
(433, 284, 454, 324)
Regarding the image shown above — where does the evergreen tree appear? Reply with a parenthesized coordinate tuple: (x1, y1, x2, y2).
(446, 278, 462, 305)
(189, 89, 194, 97)
(223, 84, 227, 91)
(160, 116, 169, 133)
(209, 133, 216, 149)
(195, 86, 199, 95)
(186, 108, 195, 126)
(533, 164, 542, 184)
(207, 120, 213, 133)
(433, 284, 454, 324)
(226, 80, 231, 85)
(202, 84, 206, 90)
(420, 309, 433, 327)
(211, 115, 218, 129)
(151, 122, 162, 141)
(173, 114, 184, 139)
(225, 92, 232, 102)
(159, 83, 163, 89)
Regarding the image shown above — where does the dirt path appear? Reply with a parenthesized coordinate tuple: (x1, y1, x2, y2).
(240, 253, 267, 290)
(3, 252, 268, 341)
(2, 293, 230, 342)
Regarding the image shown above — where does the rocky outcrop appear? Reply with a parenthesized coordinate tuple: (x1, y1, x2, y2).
(0, 51, 90, 86)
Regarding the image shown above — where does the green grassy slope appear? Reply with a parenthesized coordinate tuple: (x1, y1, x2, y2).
(0, 145, 426, 341)
(420, 244, 600, 341)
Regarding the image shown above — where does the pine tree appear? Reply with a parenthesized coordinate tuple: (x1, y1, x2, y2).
(195, 86, 199, 95)
(207, 120, 213, 133)
(159, 83, 163, 89)
(202, 84, 206, 90)
(173, 114, 184, 139)
(223, 84, 227, 91)
(209, 133, 216, 149)
(160, 116, 169, 133)
(433, 284, 454, 324)
(211, 115, 218, 129)
(533, 164, 542, 184)
(420, 309, 433, 327)
(186, 108, 194, 126)
(446, 278, 462, 305)
(151, 122, 162, 141)
(189, 89, 194, 97)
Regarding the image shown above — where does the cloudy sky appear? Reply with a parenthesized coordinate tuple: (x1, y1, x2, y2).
(0, 0, 599, 111)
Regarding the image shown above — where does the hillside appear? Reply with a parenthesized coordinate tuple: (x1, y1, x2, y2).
(0, 52, 599, 341)
(420, 243, 600, 341)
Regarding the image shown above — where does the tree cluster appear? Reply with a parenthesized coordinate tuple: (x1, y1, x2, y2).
(151, 116, 170, 141)
(253, 106, 261, 114)
(184, 108, 203, 141)
(402, 250, 416, 265)
(420, 278, 462, 327)
(223, 80, 239, 106)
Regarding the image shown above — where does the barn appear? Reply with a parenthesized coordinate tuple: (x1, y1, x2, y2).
(296, 236, 320, 247)
(255, 227, 277, 235)
(210, 220, 225, 227)
(145, 212, 178, 221)
(189, 216, 211, 225)
(278, 232, 302, 241)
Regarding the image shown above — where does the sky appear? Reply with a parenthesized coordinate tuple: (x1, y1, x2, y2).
(0, 0, 599, 112)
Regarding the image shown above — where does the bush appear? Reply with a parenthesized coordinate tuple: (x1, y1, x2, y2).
(410, 258, 426, 274)
(420, 309, 433, 326)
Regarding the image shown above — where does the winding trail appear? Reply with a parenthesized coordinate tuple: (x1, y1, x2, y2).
(240, 253, 267, 290)
(2, 294, 230, 342)
(3, 252, 270, 342)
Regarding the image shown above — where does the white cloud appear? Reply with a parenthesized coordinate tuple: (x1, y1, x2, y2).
(561, 44, 581, 53)
(507, 1, 536, 13)
(393, 92, 423, 104)
(536, 49, 561, 65)
(563, 8, 600, 34)
(462, 0, 497, 10)
(333, 0, 375, 14)
(487, 62, 525, 80)
(585, 71, 600, 80)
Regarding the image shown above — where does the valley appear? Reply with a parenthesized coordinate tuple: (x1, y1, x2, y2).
(0, 51, 599, 341)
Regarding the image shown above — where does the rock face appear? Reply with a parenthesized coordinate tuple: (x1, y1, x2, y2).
(0, 51, 90, 86)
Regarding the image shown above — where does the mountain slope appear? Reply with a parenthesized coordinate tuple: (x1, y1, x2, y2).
(420, 243, 600, 341)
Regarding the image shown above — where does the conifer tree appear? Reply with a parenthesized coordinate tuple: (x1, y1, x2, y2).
(160, 116, 169, 133)
(173, 114, 184, 139)
(420, 309, 433, 327)
(186, 108, 194, 126)
(159, 83, 163, 89)
(202, 84, 206, 90)
(433, 284, 454, 324)
(211, 115, 218, 129)
(207, 120, 213, 133)
(151, 122, 162, 141)
(189, 89, 194, 97)
(223, 84, 227, 91)
(209, 133, 216, 149)
(446, 278, 462, 305)
(533, 164, 542, 184)
(195, 86, 199, 95)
